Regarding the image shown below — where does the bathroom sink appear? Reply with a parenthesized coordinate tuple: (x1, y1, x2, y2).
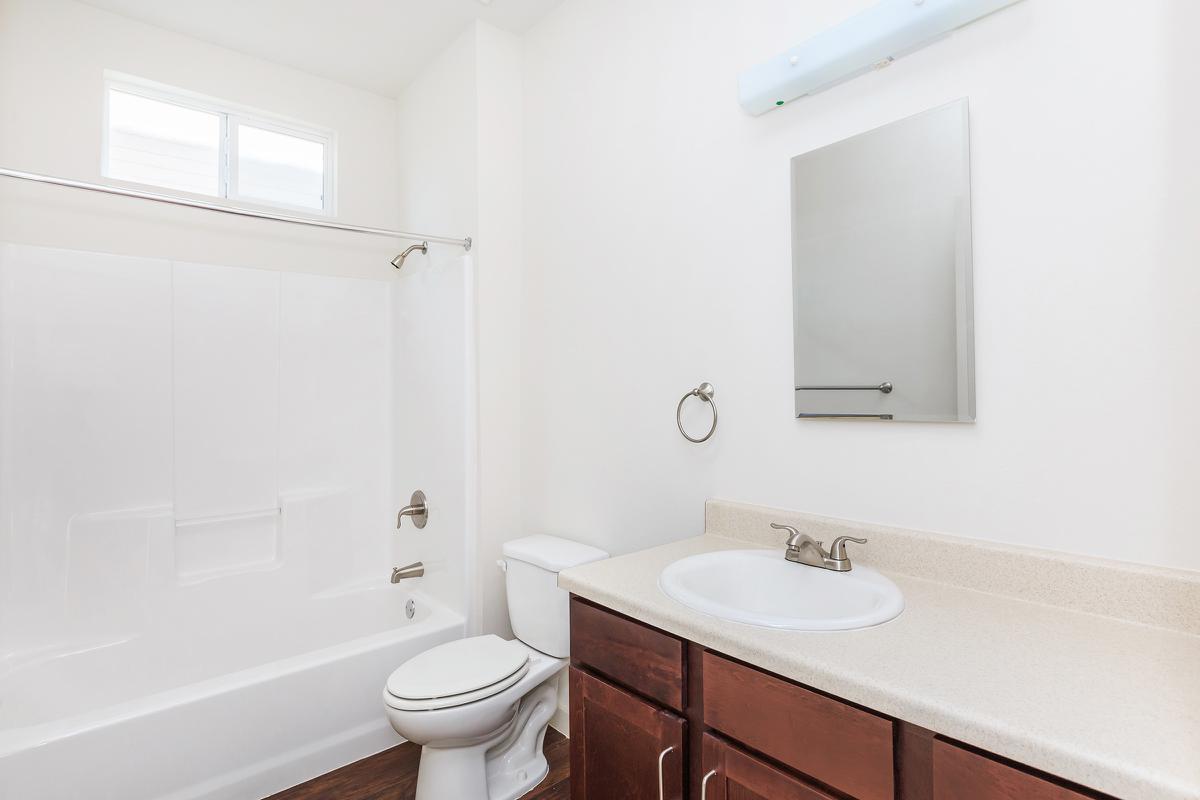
(658, 549, 903, 631)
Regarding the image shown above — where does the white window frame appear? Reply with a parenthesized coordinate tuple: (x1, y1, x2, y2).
(101, 71, 337, 216)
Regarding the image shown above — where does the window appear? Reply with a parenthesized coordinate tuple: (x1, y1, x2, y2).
(106, 89, 222, 196)
(103, 76, 334, 214)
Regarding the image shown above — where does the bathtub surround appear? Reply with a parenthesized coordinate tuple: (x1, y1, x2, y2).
(0, 244, 392, 637)
(389, 253, 478, 621)
(559, 499, 1200, 800)
(0, 243, 472, 799)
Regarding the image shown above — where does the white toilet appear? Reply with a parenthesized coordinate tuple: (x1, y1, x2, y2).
(383, 534, 608, 800)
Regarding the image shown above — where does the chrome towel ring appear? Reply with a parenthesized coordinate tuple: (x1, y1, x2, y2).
(677, 382, 717, 443)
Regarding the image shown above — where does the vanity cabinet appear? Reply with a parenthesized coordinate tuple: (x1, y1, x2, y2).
(568, 596, 1116, 800)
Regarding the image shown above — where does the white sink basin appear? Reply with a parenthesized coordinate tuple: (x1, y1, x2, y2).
(658, 549, 904, 631)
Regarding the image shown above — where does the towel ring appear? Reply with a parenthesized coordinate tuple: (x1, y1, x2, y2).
(677, 382, 717, 443)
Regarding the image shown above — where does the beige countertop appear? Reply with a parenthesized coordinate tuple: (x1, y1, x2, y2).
(559, 526, 1200, 800)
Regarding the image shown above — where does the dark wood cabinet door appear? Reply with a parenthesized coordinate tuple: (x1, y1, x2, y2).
(699, 734, 841, 800)
(569, 666, 685, 800)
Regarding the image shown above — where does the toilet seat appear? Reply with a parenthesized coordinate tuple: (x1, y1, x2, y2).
(384, 662, 530, 711)
(384, 635, 530, 711)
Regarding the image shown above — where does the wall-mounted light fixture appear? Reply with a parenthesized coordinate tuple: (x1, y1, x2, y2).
(738, 0, 1025, 115)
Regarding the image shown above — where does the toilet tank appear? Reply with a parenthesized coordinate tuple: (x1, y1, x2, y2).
(501, 535, 608, 658)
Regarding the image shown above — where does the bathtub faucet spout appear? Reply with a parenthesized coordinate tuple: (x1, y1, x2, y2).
(391, 562, 425, 583)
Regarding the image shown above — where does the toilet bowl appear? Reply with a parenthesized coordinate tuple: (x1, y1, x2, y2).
(382, 534, 607, 800)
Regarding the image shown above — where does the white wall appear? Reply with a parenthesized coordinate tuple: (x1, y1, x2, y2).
(521, 0, 1200, 571)
(473, 24, 525, 639)
(0, 0, 402, 278)
(396, 26, 479, 241)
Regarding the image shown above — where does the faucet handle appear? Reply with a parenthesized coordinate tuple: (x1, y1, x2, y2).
(770, 522, 800, 538)
(827, 536, 867, 562)
(396, 490, 429, 529)
(770, 522, 820, 548)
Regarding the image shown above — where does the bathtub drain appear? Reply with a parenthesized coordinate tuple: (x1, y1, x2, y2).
(406, 598, 416, 619)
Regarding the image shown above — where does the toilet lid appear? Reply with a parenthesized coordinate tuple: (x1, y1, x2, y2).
(386, 635, 529, 701)
(383, 663, 529, 711)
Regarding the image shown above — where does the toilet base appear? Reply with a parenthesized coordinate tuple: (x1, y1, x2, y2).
(413, 677, 560, 800)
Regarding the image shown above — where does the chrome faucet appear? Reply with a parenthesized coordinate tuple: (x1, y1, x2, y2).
(770, 523, 867, 572)
(391, 562, 425, 583)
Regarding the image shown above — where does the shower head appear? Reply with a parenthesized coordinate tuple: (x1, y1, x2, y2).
(391, 242, 428, 270)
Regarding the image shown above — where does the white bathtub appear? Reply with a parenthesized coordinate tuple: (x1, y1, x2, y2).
(0, 587, 464, 800)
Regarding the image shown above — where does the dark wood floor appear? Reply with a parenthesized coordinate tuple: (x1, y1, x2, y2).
(265, 728, 569, 800)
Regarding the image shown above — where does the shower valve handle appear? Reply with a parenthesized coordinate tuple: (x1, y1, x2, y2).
(396, 490, 429, 529)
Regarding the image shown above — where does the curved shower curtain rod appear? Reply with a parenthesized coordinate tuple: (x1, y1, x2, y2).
(0, 166, 473, 265)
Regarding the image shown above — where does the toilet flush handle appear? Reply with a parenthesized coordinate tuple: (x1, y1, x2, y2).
(496, 559, 507, 572)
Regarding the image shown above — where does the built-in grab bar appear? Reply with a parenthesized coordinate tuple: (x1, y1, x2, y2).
(174, 507, 280, 527)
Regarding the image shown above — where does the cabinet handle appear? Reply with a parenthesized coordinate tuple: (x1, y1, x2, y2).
(657, 746, 674, 800)
(700, 768, 718, 800)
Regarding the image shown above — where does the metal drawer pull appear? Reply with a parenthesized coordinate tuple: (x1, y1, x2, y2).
(796, 382, 893, 393)
(677, 382, 718, 443)
(657, 746, 675, 800)
(700, 769, 718, 800)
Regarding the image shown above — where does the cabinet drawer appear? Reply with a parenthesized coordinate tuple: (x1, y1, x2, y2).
(702, 652, 894, 800)
(570, 597, 685, 711)
(701, 733, 840, 800)
(933, 739, 1108, 800)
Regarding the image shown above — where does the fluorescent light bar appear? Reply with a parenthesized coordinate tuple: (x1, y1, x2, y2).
(738, 0, 1024, 115)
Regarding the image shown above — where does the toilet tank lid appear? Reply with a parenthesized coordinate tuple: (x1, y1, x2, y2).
(502, 535, 609, 572)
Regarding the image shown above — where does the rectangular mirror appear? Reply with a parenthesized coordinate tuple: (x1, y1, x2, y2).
(790, 99, 975, 422)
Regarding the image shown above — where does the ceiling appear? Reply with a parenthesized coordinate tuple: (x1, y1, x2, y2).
(79, 0, 563, 97)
